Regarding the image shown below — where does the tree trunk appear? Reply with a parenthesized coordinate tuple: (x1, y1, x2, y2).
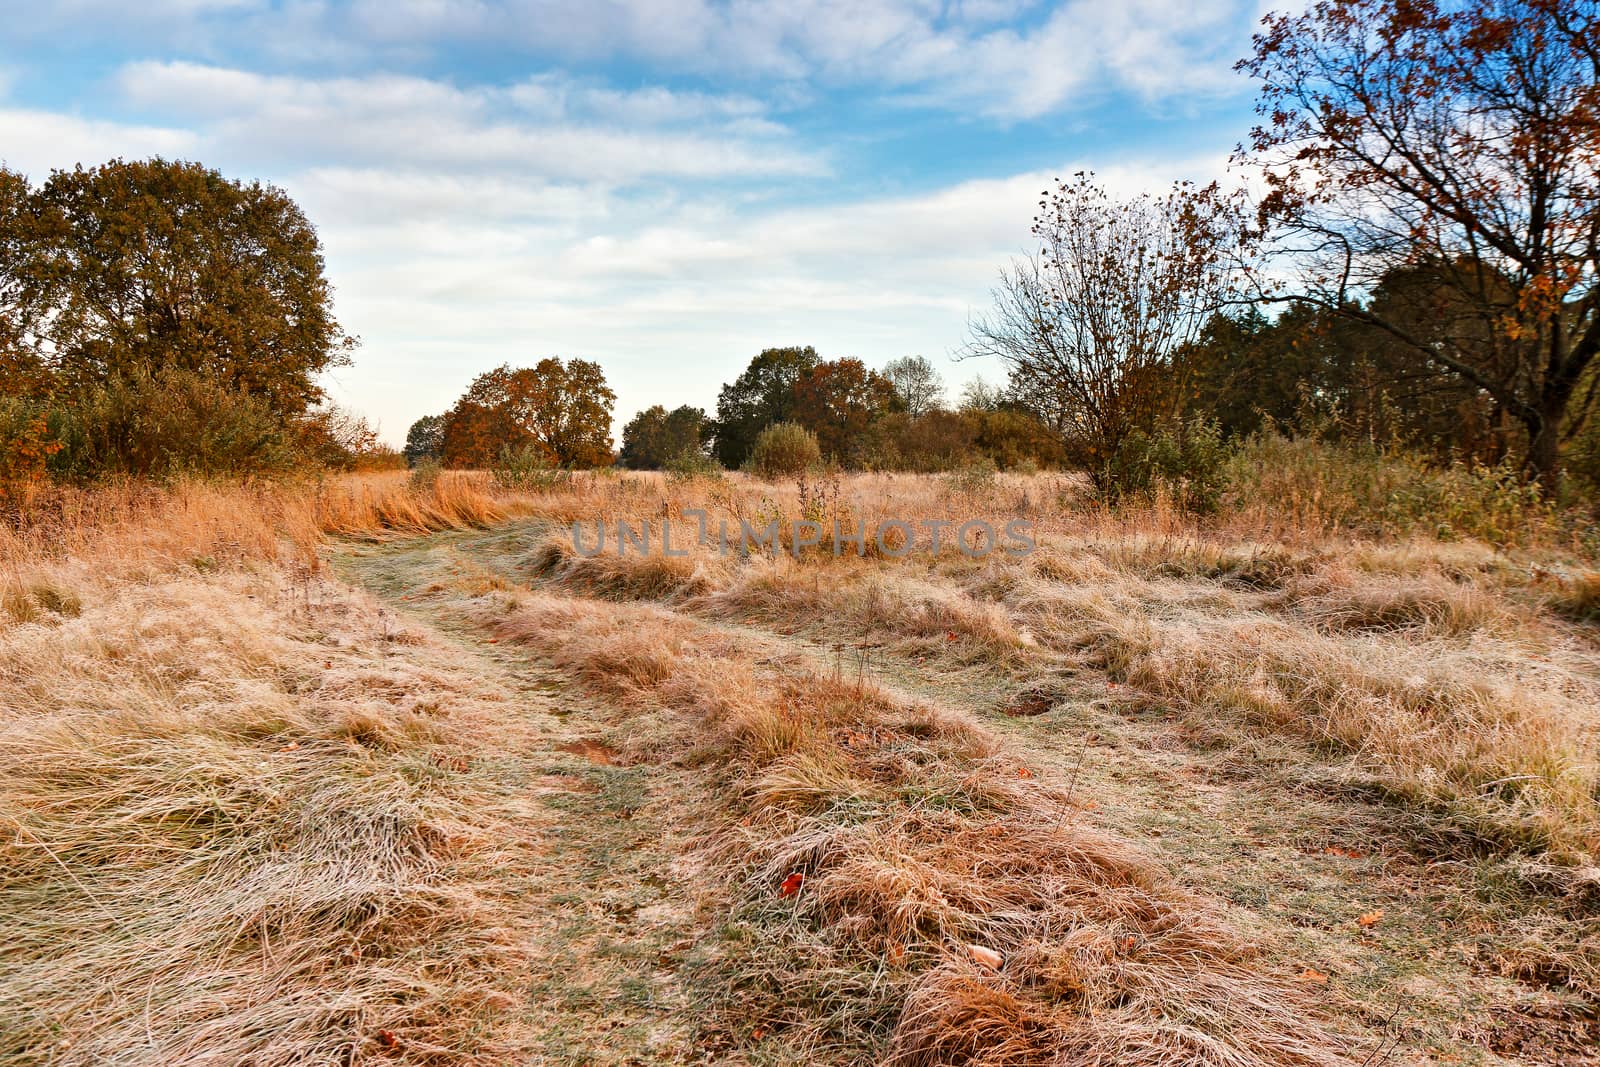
(1523, 387, 1571, 492)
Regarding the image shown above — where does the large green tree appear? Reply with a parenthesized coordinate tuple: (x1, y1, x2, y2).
(711, 346, 820, 468)
(619, 404, 707, 469)
(4, 158, 354, 416)
(403, 414, 446, 466)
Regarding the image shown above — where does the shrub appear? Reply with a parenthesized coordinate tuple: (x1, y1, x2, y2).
(942, 456, 998, 501)
(1224, 432, 1563, 545)
(0, 396, 62, 501)
(48, 366, 296, 482)
(664, 446, 722, 483)
(1105, 416, 1231, 512)
(408, 456, 444, 494)
(491, 443, 571, 492)
(745, 422, 821, 479)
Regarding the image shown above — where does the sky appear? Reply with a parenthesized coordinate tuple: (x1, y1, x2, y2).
(0, 0, 1276, 445)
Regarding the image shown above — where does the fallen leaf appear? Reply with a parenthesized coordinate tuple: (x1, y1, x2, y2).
(278, 741, 300, 752)
(1299, 967, 1329, 985)
(376, 1030, 398, 1049)
(1016, 767, 1033, 779)
(1356, 909, 1384, 929)
(486, 638, 500, 644)
(751, 1027, 766, 1041)
(1323, 846, 1366, 859)
(1118, 936, 1137, 954)
(946, 631, 959, 641)
(967, 943, 1003, 970)
(779, 872, 805, 897)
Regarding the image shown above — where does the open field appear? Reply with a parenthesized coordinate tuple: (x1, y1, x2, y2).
(3, 470, 1598, 1065)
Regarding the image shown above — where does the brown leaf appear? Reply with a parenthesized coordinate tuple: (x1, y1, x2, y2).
(1299, 967, 1329, 985)
(1356, 909, 1384, 929)
(967, 943, 1003, 970)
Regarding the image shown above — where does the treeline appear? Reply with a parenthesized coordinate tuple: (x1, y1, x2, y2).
(403, 348, 1068, 477)
(0, 158, 395, 496)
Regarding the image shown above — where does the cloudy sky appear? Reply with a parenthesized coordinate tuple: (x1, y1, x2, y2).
(0, 0, 1272, 444)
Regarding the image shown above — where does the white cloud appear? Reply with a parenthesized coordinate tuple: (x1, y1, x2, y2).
(302, 153, 1230, 442)
(114, 61, 826, 182)
(31, 0, 1261, 120)
(0, 109, 197, 177)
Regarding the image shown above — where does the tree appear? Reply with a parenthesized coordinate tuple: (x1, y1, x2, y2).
(711, 346, 820, 468)
(883, 355, 945, 417)
(619, 404, 707, 469)
(440, 359, 615, 469)
(1238, 0, 1600, 485)
(792, 357, 900, 466)
(404, 415, 445, 466)
(8, 158, 354, 416)
(966, 172, 1242, 490)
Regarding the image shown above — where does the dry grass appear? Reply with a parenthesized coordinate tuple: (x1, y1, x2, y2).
(470, 586, 1353, 1065)
(503, 475, 1600, 870)
(5, 467, 1599, 1063)
(0, 566, 544, 1064)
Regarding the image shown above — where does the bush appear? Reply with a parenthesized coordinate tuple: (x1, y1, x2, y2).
(491, 443, 571, 492)
(664, 446, 722, 483)
(745, 422, 821, 479)
(942, 456, 998, 500)
(1105, 417, 1230, 512)
(1224, 432, 1563, 546)
(408, 456, 443, 494)
(48, 366, 297, 482)
(0, 396, 61, 501)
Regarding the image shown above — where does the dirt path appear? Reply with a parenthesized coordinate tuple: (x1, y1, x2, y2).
(331, 521, 1597, 1067)
(331, 536, 722, 1066)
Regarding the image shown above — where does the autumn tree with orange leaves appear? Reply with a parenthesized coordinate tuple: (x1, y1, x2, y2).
(792, 357, 901, 466)
(1238, 0, 1600, 485)
(441, 358, 615, 469)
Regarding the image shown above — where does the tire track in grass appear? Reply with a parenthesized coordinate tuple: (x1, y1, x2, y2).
(388, 519, 1597, 1067)
(336, 525, 1361, 1067)
(331, 537, 723, 1065)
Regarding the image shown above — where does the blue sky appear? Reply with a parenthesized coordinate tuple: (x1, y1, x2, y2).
(0, 0, 1273, 444)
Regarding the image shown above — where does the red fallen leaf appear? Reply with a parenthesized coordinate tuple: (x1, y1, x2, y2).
(945, 631, 958, 641)
(376, 1030, 398, 1049)
(1356, 909, 1384, 929)
(1323, 846, 1366, 859)
(1107, 681, 1119, 689)
(486, 638, 500, 644)
(1299, 967, 1329, 985)
(779, 872, 804, 897)
(888, 942, 906, 963)
(1118, 935, 1137, 953)
(1016, 767, 1033, 779)
(752, 1027, 766, 1041)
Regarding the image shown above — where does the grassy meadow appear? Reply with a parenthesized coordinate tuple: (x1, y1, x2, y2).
(1, 465, 1596, 1065)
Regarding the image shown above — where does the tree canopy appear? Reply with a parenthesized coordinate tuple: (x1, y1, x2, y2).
(1239, 0, 1600, 483)
(619, 404, 708, 469)
(440, 359, 615, 468)
(1, 158, 354, 417)
(711, 346, 820, 468)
